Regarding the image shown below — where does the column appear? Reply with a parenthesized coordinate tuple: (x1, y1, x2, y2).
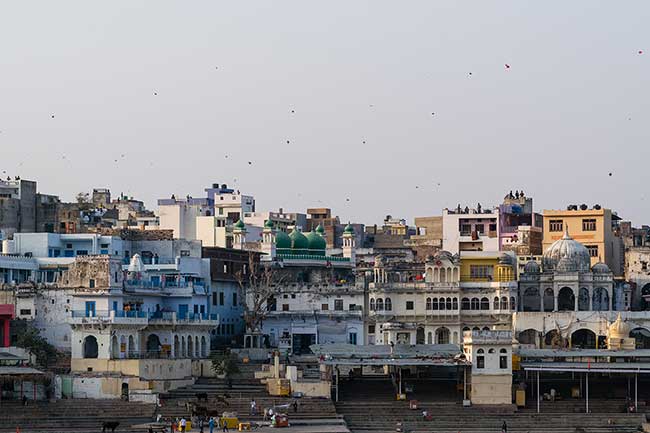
(588, 288, 593, 311)
(574, 289, 579, 312)
(537, 371, 540, 414)
(553, 296, 558, 312)
(585, 372, 589, 413)
(540, 293, 544, 313)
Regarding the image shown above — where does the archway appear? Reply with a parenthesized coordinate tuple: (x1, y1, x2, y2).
(426, 268, 433, 281)
(500, 297, 508, 310)
(201, 336, 207, 357)
(385, 298, 392, 311)
(436, 327, 450, 344)
(174, 335, 180, 358)
(558, 287, 575, 311)
(593, 287, 609, 311)
(83, 335, 98, 359)
(543, 288, 554, 312)
(471, 298, 479, 310)
(517, 329, 538, 346)
(427, 332, 433, 344)
(642, 284, 650, 310)
(187, 336, 194, 358)
(111, 335, 119, 359)
(146, 334, 161, 357)
(630, 328, 650, 349)
(522, 287, 540, 312)
(480, 297, 489, 310)
(181, 336, 186, 358)
(544, 330, 565, 348)
(571, 329, 596, 349)
(416, 327, 425, 345)
(578, 288, 590, 311)
(128, 336, 135, 358)
(440, 268, 446, 283)
(195, 336, 200, 358)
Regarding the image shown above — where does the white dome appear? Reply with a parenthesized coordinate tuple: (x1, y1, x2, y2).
(542, 229, 591, 272)
(592, 262, 611, 273)
(523, 260, 540, 273)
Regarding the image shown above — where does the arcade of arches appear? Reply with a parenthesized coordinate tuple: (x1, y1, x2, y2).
(521, 286, 612, 312)
(517, 327, 650, 349)
(84, 333, 210, 359)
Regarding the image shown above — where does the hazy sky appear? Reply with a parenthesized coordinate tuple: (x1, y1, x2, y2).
(1, 2, 649, 225)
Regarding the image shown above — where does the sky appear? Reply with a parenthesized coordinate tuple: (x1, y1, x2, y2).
(1, 1, 649, 226)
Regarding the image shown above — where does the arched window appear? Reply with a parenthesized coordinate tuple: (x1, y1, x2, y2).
(83, 336, 98, 359)
(510, 296, 516, 311)
(436, 327, 450, 344)
(482, 326, 490, 331)
(376, 298, 384, 311)
(370, 298, 375, 311)
(461, 298, 470, 310)
(452, 298, 458, 310)
(432, 298, 439, 310)
(499, 348, 508, 369)
(471, 298, 480, 310)
(426, 298, 432, 310)
(493, 297, 500, 310)
(500, 296, 508, 310)
(446, 298, 452, 310)
(427, 332, 433, 344)
(488, 348, 495, 354)
(385, 298, 392, 311)
(480, 297, 490, 310)
(439, 298, 446, 310)
(476, 348, 485, 369)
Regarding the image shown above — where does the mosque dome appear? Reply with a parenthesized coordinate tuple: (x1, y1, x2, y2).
(233, 219, 246, 230)
(343, 223, 354, 234)
(306, 229, 326, 252)
(523, 260, 540, 273)
(264, 219, 275, 229)
(608, 313, 631, 339)
(542, 229, 591, 272)
(556, 256, 578, 273)
(592, 262, 611, 274)
(315, 224, 325, 235)
(498, 254, 514, 265)
(289, 227, 309, 251)
(275, 230, 291, 250)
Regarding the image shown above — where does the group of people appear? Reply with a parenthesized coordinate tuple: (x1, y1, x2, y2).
(168, 416, 228, 433)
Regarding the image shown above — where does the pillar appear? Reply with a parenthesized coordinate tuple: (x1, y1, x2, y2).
(553, 296, 558, 312)
(588, 288, 593, 311)
(574, 289, 579, 312)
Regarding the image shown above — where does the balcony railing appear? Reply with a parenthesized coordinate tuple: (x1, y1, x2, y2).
(70, 310, 218, 322)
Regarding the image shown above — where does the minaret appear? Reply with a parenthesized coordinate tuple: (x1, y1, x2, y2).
(342, 223, 356, 264)
(233, 219, 246, 250)
(261, 219, 276, 259)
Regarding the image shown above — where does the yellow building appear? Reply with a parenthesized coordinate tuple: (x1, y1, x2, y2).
(459, 251, 516, 283)
(542, 207, 623, 276)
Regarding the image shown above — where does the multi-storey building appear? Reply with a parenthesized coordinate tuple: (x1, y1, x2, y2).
(367, 250, 517, 346)
(442, 205, 499, 254)
(542, 205, 624, 276)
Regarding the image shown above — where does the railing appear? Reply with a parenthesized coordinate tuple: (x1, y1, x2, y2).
(124, 280, 205, 289)
(70, 310, 218, 322)
(276, 253, 350, 262)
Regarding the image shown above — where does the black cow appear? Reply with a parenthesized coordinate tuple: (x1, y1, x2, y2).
(102, 421, 120, 433)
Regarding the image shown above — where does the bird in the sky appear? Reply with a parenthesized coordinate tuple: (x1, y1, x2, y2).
(505, 64, 511, 69)
(346, 198, 350, 202)
(608, 172, 613, 177)
(639, 50, 644, 55)
(291, 109, 295, 114)
(248, 161, 252, 165)
(362, 140, 366, 144)
(153, 91, 158, 96)
(51, 114, 55, 119)
(286, 140, 290, 144)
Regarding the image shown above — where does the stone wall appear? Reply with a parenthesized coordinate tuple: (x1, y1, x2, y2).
(470, 374, 512, 405)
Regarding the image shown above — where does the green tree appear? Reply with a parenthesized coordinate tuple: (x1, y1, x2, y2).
(16, 324, 59, 368)
(211, 349, 240, 389)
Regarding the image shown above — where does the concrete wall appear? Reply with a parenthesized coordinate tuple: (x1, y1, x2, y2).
(71, 358, 193, 381)
(290, 380, 331, 398)
(471, 374, 512, 405)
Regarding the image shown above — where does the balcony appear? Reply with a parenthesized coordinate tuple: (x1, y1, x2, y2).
(69, 310, 218, 326)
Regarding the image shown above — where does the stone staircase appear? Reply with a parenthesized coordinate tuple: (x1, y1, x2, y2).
(336, 400, 646, 433)
(0, 399, 156, 433)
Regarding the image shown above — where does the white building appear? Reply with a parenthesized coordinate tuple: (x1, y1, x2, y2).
(442, 206, 500, 254)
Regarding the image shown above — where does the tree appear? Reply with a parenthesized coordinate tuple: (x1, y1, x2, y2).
(211, 349, 240, 388)
(16, 323, 59, 368)
(236, 251, 283, 334)
(75, 192, 90, 204)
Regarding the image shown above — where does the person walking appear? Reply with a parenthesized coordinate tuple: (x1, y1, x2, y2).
(501, 420, 508, 433)
(180, 417, 187, 433)
(292, 400, 298, 413)
(250, 399, 257, 415)
(199, 418, 204, 433)
(209, 417, 215, 433)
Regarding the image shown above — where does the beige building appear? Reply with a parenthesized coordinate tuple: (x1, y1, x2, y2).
(542, 206, 623, 276)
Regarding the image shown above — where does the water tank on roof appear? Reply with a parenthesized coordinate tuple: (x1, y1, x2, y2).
(580, 204, 588, 210)
(221, 184, 227, 189)
(594, 204, 602, 210)
(212, 183, 219, 188)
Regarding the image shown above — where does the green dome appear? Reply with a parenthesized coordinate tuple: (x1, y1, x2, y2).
(264, 219, 275, 229)
(289, 227, 309, 251)
(275, 230, 291, 250)
(234, 219, 246, 230)
(315, 224, 325, 235)
(343, 223, 354, 234)
(306, 229, 326, 252)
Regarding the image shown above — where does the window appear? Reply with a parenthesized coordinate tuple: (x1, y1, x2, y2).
(349, 332, 357, 345)
(426, 298, 432, 310)
(219, 292, 224, 306)
(475, 224, 484, 234)
(385, 298, 392, 311)
(321, 303, 329, 311)
(89, 279, 95, 289)
(282, 304, 289, 311)
(586, 245, 599, 257)
(180, 250, 190, 257)
(406, 301, 414, 310)
(439, 298, 445, 310)
(461, 298, 470, 310)
(493, 297, 499, 310)
(376, 299, 384, 311)
(477, 349, 485, 369)
(452, 298, 458, 310)
(500, 348, 508, 369)
(334, 299, 344, 311)
(549, 219, 563, 232)
(20, 309, 31, 316)
(368, 325, 376, 334)
(489, 223, 497, 232)
(232, 293, 237, 306)
(582, 218, 597, 231)
(470, 265, 493, 279)
(349, 304, 357, 311)
(471, 298, 480, 310)
(370, 299, 375, 311)
(460, 224, 472, 235)
(212, 293, 217, 306)
(76, 250, 88, 256)
(446, 298, 452, 310)
(480, 297, 490, 310)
